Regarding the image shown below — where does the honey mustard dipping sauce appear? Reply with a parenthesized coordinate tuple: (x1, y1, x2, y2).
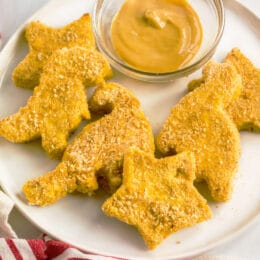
(111, 0, 203, 73)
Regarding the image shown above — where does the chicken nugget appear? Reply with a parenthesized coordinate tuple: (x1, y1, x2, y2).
(157, 62, 241, 202)
(225, 48, 260, 131)
(102, 148, 211, 249)
(0, 47, 112, 159)
(12, 14, 95, 88)
(23, 83, 155, 206)
(188, 48, 260, 131)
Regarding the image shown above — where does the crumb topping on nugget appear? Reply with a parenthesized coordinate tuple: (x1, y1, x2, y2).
(188, 48, 260, 132)
(157, 62, 241, 202)
(12, 14, 95, 88)
(0, 47, 112, 159)
(225, 48, 260, 131)
(102, 148, 211, 249)
(23, 83, 155, 206)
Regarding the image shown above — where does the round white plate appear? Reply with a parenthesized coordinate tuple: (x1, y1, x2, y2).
(0, 0, 259, 259)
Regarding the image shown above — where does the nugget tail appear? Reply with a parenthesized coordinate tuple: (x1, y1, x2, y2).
(0, 104, 40, 143)
(12, 52, 44, 88)
(41, 129, 68, 160)
(207, 177, 233, 202)
(187, 78, 204, 92)
(23, 160, 99, 206)
(23, 162, 76, 206)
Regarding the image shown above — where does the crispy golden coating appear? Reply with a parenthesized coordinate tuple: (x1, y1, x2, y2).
(0, 47, 112, 159)
(188, 48, 260, 131)
(12, 14, 95, 88)
(157, 62, 241, 202)
(23, 83, 155, 206)
(102, 148, 211, 249)
(225, 48, 260, 131)
(188, 78, 204, 92)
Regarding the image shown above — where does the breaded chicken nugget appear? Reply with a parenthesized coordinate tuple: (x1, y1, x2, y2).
(225, 48, 260, 131)
(157, 62, 241, 202)
(102, 148, 211, 249)
(13, 14, 95, 88)
(188, 48, 260, 131)
(0, 47, 112, 159)
(23, 83, 155, 206)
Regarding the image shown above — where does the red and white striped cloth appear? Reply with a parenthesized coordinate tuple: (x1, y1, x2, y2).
(0, 236, 234, 260)
(0, 235, 126, 260)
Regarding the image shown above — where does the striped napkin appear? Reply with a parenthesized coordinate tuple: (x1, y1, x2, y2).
(0, 236, 122, 259)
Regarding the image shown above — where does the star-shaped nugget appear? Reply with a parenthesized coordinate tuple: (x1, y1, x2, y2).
(188, 48, 260, 132)
(12, 13, 95, 88)
(102, 148, 211, 249)
(0, 47, 112, 159)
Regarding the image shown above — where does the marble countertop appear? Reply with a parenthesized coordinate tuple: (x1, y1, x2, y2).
(0, 1, 259, 259)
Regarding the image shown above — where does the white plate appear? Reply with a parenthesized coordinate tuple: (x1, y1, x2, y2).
(0, 0, 259, 259)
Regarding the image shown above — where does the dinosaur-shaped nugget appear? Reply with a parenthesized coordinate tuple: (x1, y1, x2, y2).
(23, 83, 155, 206)
(188, 48, 260, 132)
(157, 62, 242, 202)
(0, 47, 112, 159)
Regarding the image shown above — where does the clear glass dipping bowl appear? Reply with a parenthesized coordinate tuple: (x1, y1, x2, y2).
(93, 0, 225, 82)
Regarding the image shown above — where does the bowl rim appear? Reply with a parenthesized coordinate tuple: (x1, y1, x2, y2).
(93, 0, 225, 81)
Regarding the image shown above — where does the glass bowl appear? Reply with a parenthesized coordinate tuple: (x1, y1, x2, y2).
(93, 0, 225, 82)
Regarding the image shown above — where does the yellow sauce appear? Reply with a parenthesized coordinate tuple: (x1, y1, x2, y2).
(111, 0, 203, 73)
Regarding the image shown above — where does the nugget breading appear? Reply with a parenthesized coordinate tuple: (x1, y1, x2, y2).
(0, 47, 112, 159)
(12, 14, 95, 88)
(188, 78, 204, 92)
(188, 48, 260, 132)
(23, 83, 155, 206)
(225, 48, 260, 131)
(102, 148, 211, 249)
(157, 62, 241, 202)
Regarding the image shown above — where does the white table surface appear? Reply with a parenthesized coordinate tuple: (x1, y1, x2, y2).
(0, 0, 259, 259)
